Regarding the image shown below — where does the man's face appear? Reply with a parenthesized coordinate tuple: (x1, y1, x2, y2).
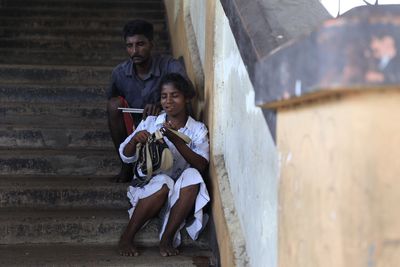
(125, 34, 153, 65)
(370, 36, 397, 60)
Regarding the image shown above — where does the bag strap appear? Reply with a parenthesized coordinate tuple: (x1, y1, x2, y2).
(133, 129, 191, 185)
(153, 129, 191, 144)
(132, 135, 154, 187)
(134, 134, 154, 179)
(145, 140, 153, 178)
(167, 129, 191, 144)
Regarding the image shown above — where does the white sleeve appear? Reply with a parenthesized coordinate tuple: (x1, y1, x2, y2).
(190, 124, 210, 162)
(118, 119, 146, 163)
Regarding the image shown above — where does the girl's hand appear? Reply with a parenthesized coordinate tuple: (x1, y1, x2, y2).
(131, 130, 151, 145)
(161, 125, 183, 145)
(123, 130, 150, 157)
(162, 120, 178, 130)
(161, 122, 208, 174)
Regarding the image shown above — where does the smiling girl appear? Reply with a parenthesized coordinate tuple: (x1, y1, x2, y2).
(118, 73, 210, 257)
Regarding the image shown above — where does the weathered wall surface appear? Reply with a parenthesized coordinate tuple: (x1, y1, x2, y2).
(277, 89, 400, 267)
(212, 3, 278, 267)
(164, 1, 279, 266)
(258, 0, 331, 42)
(165, 2, 400, 267)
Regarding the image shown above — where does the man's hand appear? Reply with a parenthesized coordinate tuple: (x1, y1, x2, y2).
(143, 104, 161, 119)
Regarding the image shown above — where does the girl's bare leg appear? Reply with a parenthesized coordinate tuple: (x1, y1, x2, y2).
(159, 184, 199, 256)
(119, 185, 169, 256)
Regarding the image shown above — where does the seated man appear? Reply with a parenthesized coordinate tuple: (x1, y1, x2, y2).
(107, 19, 187, 182)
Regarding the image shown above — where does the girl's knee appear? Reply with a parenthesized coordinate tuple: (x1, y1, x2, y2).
(179, 168, 204, 188)
(154, 184, 169, 196)
(181, 183, 200, 195)
(181, 168, 201, 179)
(159, 184, 169, 194)
(143, 184, 169, 202)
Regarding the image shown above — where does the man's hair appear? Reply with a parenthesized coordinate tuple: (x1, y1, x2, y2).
(160, 73, 195, 99)
(123, 19, 154, 41)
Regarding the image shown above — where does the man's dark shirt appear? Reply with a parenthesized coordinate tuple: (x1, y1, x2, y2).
(107, 54, 187, 108)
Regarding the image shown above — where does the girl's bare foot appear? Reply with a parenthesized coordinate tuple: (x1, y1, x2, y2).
(119, 237, 139, 256)
(159, 238, 179, 257)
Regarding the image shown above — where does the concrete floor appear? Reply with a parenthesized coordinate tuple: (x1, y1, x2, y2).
(0, 244, 213, 267)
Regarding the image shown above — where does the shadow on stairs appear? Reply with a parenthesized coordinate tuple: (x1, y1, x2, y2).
(0, 0, 213, 266)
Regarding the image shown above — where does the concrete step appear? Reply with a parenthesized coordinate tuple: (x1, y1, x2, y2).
(0, 37, 169, 52)
(0, 17, 165, 30)
(7, 0, 163, 2)
(0, 176, 128, 209)
(0, 111, 108, 131)
(0, 84, 110, 124)
(0, 149, 119, 176)
(0, 125, 113, 149)
(0, 84, 107, 103)
(0, 8, 165, 20)
(0, 48, 169, 66)
(0, 48, 125, 66)
(0, 208, 127, 244)
(0, 244, 213, 267)
(0, 64, 112, 85)
(0, 208, 210, 248)
(0, 42, 169, 65)
(2, 0, 164, 10)
(0, 27, 169, 42)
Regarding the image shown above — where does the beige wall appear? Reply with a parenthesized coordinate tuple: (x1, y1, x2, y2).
(164, 1, 279, 266)
(277, 89, 400, 267)
(165, 2, 400, 267)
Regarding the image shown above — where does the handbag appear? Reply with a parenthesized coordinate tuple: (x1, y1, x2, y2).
(132, 129, 191, 187)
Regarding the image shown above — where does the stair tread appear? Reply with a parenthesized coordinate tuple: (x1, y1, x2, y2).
(0, 207, 127, 219)
(0, 83, 108, 99)
(0, 176, 129, 209)
(1, 117, 108, 131)
(0, 147, 114, 153)
(6, 0, 163, 2)
(0, 244, 212, 267)
(0, 63, 113, 70)
(0, 6, 163, 10)
(0, 100, 106, 107)
(0, 26, 165, 32)
(0, 207, 210, 248)
(0, 124, 109, 131)
(0, 175, 126, 187)
(0, 82, 107, 88)
(0, 17, 165, 22)
(0, 0, 211, 258)
(0, 7, 163, 12)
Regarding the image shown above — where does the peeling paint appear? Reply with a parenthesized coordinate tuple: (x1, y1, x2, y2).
(368, 243, 376, 267)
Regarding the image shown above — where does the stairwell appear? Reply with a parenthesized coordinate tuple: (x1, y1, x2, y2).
(0, 0, 212, 266)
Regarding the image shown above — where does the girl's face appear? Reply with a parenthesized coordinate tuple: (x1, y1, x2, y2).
(160, 83, 187, 117)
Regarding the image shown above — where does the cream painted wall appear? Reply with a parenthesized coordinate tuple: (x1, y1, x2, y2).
(211, 2, 279, 267)
(165, 1, 279, 266)
(189, 1, 205, 69)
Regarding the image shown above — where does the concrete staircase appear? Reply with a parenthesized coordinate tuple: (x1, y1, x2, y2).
(0, 0, 212, 266)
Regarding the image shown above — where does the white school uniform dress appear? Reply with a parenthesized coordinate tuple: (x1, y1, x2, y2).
(119, 113, 210, 248)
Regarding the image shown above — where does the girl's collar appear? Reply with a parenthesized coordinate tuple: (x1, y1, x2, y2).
(155, 113, 195, 130)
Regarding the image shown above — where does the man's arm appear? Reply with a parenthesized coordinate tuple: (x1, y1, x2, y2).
(106, 69, 121, 99)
